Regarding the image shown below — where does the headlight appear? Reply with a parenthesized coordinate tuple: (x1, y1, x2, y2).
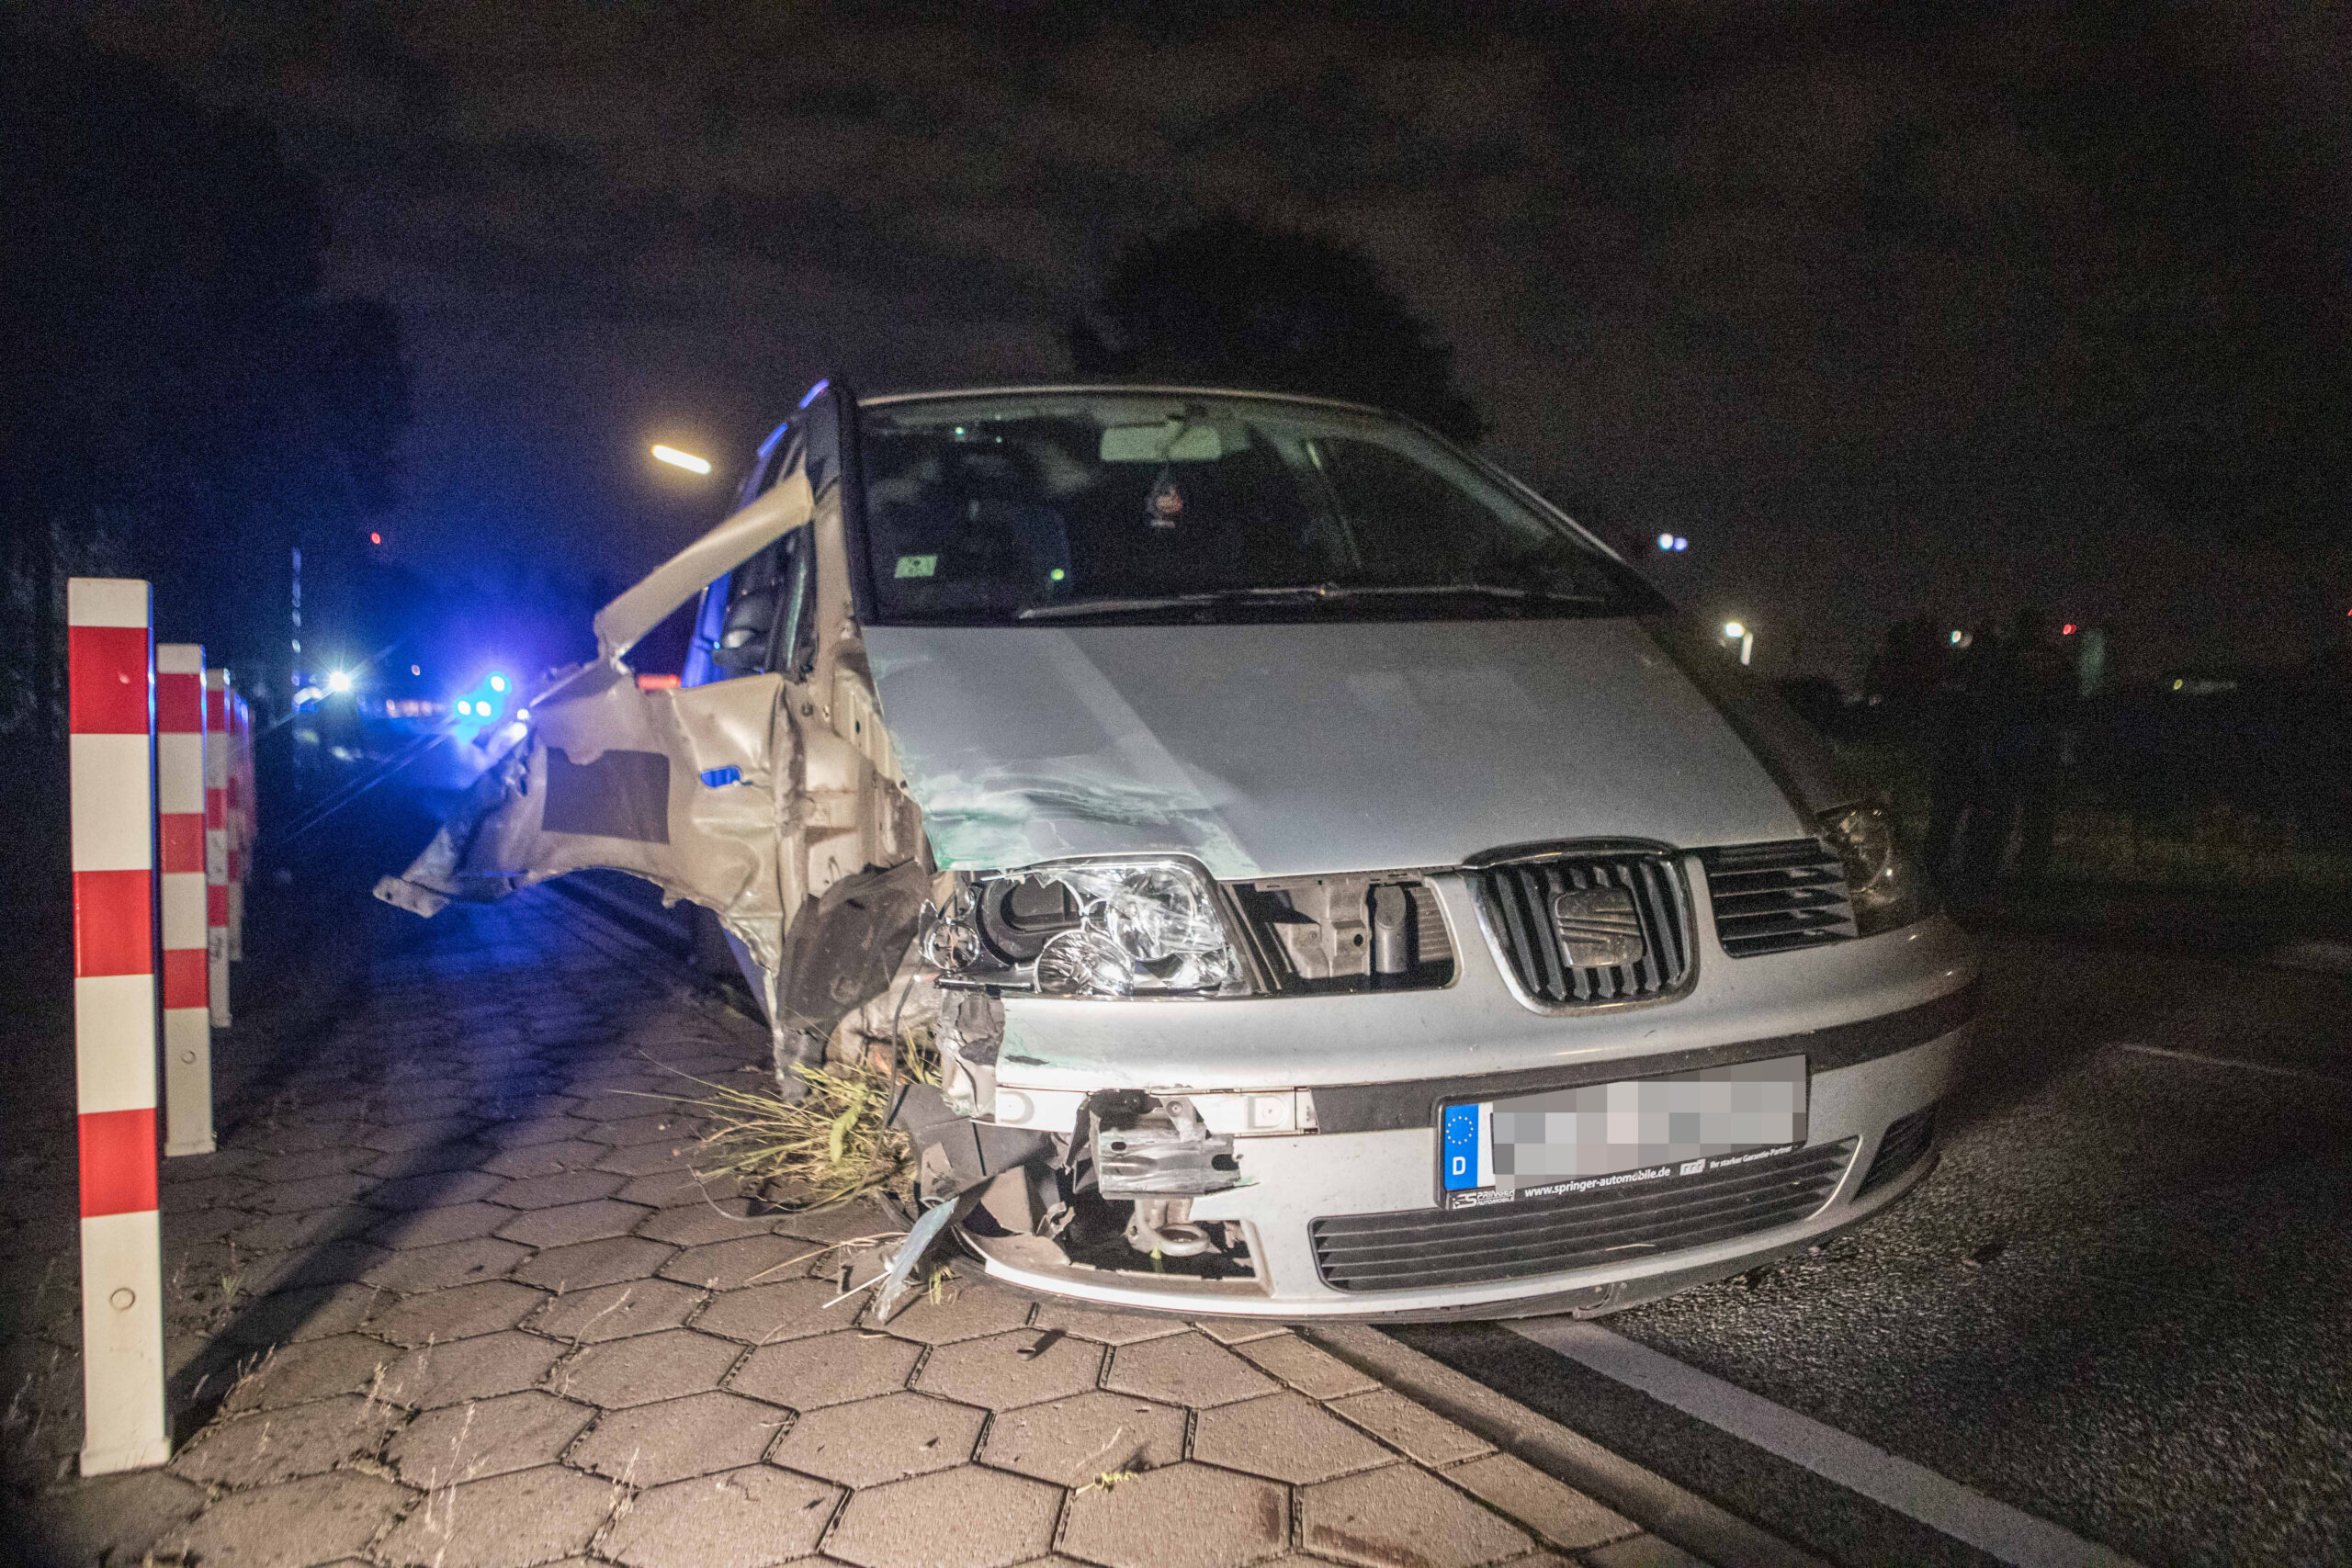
(925, 859, 1251, 998)
(1817, 804, 1935, 937)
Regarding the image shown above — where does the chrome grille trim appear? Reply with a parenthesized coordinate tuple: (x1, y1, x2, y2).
(1467, 849, 1694, 1010)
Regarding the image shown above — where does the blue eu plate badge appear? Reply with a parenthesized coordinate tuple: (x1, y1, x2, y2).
(1442, 1101, 1491, 1192)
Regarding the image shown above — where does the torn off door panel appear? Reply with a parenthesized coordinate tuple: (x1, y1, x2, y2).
(375, 663, 792, 972)
(375, 466, 819, 966)
(375, 427, 944, 1096)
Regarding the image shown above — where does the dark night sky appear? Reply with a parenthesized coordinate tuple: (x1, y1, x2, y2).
(65, 1, 2352, 682)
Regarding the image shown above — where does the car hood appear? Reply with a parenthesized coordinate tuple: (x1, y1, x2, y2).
(862, 618, 1814, 880)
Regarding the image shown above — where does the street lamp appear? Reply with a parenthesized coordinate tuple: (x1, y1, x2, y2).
(650, 444, 712, 475)
(1721, 621, 1754, 667)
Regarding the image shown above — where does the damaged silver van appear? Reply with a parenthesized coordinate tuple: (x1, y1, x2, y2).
(379, 381, 1976, 1321)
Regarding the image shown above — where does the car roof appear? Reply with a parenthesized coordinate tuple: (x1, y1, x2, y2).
(857, 383, 1394, 419)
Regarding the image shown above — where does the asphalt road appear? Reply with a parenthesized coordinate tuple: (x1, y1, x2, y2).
(1401, 932, 2352, 1568)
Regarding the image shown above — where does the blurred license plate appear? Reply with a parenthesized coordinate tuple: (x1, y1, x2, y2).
(1439, 1055, 1807, 1210)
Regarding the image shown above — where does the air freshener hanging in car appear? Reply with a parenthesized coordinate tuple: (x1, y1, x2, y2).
(1146, 468, 1184, 528)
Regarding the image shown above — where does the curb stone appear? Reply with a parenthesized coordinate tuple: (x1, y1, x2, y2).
(1305, 1323, 1826, 1568)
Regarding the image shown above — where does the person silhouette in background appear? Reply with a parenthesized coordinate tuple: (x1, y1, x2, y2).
(1923, 621, 2000, 901)
(1927, 607, 2074, 907)
(1980, 604, 2075, 888)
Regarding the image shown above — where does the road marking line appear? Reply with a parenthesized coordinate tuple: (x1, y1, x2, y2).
(2110, 1043, 2350, 1088)
(1509, 1319, 2144, 1568)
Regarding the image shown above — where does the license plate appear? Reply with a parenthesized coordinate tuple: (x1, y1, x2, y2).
(1439, 1055, 1807, 1210)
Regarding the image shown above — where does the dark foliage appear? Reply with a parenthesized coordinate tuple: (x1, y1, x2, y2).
(1067, 214, 1484, 443)
(0, 28, 412, 739)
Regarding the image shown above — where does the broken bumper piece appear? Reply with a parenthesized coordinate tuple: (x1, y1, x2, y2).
(921, 945, 1974, 1320)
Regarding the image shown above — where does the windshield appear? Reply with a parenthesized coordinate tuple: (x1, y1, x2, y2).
(855, 390, 1661, 625)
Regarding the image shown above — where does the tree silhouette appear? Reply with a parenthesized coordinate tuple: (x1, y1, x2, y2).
(1067, 215, 1485, 444)
(1, 27, 412, 739)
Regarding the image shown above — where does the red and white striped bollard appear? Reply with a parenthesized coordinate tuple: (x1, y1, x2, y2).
(158, 645, 215, 1156)
(203, 668, 232, 1028)
(226, 691, 251, 961)
(68, 578, 171, 1474)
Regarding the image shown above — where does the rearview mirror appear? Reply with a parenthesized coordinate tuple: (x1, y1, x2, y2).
(1101, 423, 1223, 463)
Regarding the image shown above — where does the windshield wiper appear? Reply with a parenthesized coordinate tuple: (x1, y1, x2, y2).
(1014, 581, 1607, 622)
(1015, 585, 1328, 621)
(1306, 582, 1611, 605)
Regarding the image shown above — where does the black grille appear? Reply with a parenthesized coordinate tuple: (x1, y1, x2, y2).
(1469, 852, 1691, 1007)
(1412, 883, 1454, 967)
(1311, 1139, 1857, 1292)
(1859, 1107, 1935, 1197)
(1701, 840, 1858, 957)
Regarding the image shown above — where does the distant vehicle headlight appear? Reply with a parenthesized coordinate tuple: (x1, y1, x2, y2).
(1818, 804, 1936, 937)
(927, 858, 1251, 998)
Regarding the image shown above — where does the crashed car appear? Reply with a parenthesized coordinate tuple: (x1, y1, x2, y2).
(380, 380, 1977, 1321)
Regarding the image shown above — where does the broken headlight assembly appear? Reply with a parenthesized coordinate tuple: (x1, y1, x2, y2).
(1818, 804, 1936, 936)
(924, 858, 1255, 998)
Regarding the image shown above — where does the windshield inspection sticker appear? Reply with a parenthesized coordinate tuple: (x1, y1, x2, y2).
(894, 554, 938, 579)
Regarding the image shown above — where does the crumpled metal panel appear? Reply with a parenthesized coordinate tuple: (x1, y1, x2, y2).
(863, 617, 1811, 880)
(770, 857, 933, 1076)
(866, 624, 1261, 876)
(373, 469, 818, 981)
(375, 662, 792, 971)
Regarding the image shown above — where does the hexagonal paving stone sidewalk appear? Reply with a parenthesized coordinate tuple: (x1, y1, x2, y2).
(7, 885, 1700, 1566)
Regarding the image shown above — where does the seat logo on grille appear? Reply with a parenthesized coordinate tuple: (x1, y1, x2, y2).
(1551, 886, 1645, 967)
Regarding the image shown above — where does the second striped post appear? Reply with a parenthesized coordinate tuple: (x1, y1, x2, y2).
(158, 644, 214, 1156)
(203, 669, 232, 1029)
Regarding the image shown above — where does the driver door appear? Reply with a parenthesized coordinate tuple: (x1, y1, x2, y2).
(378, 381, 933, 1084)
(375, 462, 820, 988)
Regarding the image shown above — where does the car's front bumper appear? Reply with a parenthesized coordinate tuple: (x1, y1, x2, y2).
(962, 1017, 1958, 1318)
(953, 868, 1976, 1319)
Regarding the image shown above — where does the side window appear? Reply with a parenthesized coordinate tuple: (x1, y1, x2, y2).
(733, 421, 793, 512)
(708, 527, 815, 680)
(687, 383, 840, 684)
(681, 570, 732, 688)
(756, 434, 793, 497)
(688, 405, 823, 686)
(797, 386, 842, 502)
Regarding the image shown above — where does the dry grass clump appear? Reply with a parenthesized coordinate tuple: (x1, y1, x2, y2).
(688, 1037, 939, 1212)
